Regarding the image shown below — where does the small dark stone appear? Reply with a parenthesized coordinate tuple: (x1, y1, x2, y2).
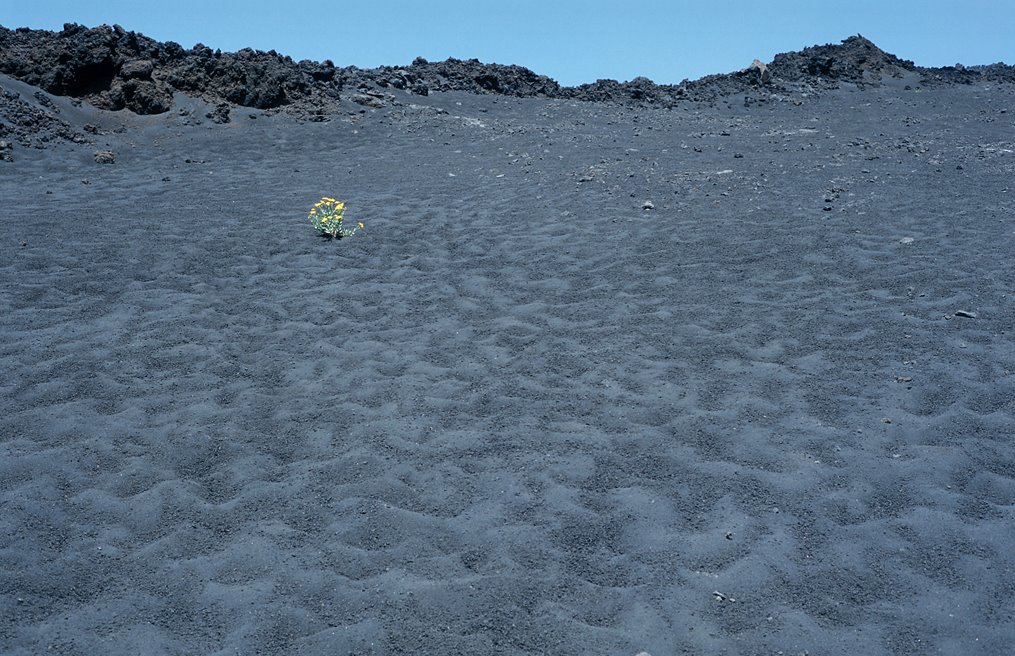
(94, 150, 115, 164)
(953, 310, 976, 318)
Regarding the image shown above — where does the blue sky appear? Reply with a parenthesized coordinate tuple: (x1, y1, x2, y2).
(3, 1, 1013, 86)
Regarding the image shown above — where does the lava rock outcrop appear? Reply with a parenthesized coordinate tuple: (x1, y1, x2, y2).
(1, 24, 1013, 118)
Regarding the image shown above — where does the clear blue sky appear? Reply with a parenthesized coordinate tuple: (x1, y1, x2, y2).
(3, 1, 1013, 86)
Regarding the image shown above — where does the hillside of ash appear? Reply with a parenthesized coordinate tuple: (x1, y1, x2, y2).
(1, 22, 1013, 126)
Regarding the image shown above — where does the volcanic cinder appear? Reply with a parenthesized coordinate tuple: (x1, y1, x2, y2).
(1, 24, 1014, 656)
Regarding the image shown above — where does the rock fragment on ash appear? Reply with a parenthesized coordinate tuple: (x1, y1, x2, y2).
(0, 140, 12, 162)
(349, 93, 386, 109)
(94, 149, 115, 163)
(206, 103, 231, 124)
(109, 79, 174, 114)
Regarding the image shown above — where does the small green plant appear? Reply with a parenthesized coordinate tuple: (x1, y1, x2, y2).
(309, 197, 364, 238)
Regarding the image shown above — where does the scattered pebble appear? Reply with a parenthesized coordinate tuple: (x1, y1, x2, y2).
(899, 237, 915, 244)
(953, 310, 976, 318)
(94, 150, 115, 164)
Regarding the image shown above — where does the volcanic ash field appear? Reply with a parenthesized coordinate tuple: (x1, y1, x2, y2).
(2, 24, 1014, 656)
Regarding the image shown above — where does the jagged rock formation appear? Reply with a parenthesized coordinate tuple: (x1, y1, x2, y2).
(767, 35, 916, 83)
(1, 24, 1012, 119)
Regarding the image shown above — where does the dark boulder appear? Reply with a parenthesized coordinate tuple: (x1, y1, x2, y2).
(206, 102, 230, 123)
(119, 59, 154, 80)
(117, 79, 173, 113)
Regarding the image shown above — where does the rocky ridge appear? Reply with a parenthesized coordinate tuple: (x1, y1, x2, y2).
(1, 23, 1013, 123)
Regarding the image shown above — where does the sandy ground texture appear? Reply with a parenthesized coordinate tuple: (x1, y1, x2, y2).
(1, 70, 1014, 655)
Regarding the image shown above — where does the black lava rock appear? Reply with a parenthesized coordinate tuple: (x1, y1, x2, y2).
(1, 24, 1013, 122)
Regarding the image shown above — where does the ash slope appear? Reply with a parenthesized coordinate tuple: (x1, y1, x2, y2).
(1, 62, 1015, 656)
(2, 35, 1015, 656)
(1, 22, 1014, 123)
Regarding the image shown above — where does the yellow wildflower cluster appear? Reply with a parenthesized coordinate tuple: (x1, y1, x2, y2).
(309, 196, 364, 238)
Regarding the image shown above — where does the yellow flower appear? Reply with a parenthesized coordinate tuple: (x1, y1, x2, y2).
(321, 216, 328, 222)
(358, 222, 364, 228)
